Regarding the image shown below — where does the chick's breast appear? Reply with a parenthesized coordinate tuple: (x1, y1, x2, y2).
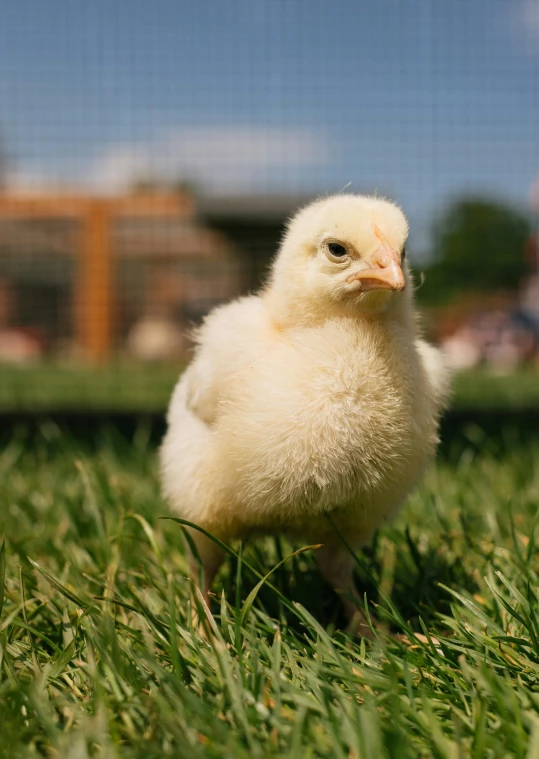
(220, 321, 437, 524)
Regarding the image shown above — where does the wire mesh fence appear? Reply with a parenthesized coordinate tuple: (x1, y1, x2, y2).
(0, 1, 537, 383)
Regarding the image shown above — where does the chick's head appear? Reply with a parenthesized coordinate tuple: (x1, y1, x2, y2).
(269, 194, 411, 323)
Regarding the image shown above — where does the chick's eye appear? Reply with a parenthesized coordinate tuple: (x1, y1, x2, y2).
(327, 242, 347, 260)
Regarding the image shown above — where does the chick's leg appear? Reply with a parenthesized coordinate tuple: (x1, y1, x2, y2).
(186, 528, 225, 602)
(315, 542, 374, 639)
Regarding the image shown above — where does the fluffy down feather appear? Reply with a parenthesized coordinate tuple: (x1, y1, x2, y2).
(160, 194, 450, 632)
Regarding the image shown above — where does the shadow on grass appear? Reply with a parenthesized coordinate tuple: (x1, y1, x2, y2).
(209, 528, 481, 637)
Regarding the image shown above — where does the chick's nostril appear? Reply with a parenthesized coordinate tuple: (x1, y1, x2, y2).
(376, 253, 391, 268)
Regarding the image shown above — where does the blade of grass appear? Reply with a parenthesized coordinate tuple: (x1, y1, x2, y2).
(240, 544, 321, 627)
(0, 538, 5, 619)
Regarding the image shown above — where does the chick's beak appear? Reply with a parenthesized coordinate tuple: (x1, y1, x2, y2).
(347, 224, 405, 292)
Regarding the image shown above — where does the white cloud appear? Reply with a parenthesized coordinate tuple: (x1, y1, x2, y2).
(87, 126, 333, 194)
(5, 169, 55, 193)
(500, 0, 539, 47)
(517, 0, 539, 40)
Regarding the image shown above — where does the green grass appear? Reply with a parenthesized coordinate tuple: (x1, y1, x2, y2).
(1, 362, 539, 412)
(1, 429, 539, 757)
(452, 368, 539, 410)
(0, 363, 183, 412)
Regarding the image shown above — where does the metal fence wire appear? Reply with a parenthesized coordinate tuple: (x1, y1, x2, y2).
(0, 1, 537, 369)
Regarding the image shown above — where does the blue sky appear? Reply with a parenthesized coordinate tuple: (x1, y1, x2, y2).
(1, 0, 538, 255)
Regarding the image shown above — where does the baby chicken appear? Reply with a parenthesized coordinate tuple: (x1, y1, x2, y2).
(160, 194, 449, 632)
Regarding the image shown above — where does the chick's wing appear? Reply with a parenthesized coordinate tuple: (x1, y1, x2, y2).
(181, 295, 269, 427)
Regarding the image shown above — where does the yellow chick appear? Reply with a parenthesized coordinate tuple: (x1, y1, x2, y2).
(160, 194, 449, 632)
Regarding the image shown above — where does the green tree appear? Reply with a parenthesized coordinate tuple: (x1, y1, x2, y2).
(420, 198, 531, 304)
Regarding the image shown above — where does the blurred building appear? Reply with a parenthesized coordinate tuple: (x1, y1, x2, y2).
(200, 193, 311, 288)
(0, 192, 243, 362)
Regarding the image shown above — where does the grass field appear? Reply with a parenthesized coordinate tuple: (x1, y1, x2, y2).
(2, 429, 539, 757)
(1, 362, 539, 412)
(0, 363, 184, 413)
